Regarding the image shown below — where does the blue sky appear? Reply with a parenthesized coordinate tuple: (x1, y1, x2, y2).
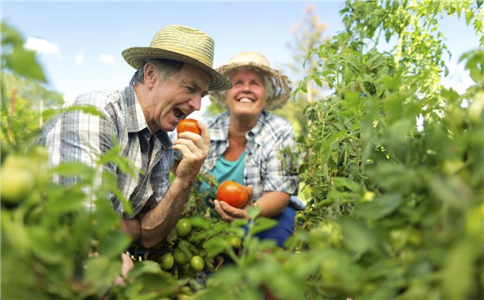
(2, 1, 481, 117)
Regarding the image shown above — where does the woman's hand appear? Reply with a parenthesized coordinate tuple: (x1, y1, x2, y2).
(214, 185, 254, 222)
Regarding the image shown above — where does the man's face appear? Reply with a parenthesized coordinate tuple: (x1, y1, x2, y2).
(148, 63, 210, 132)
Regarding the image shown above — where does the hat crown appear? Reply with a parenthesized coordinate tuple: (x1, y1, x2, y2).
(229, 52, 271, 68)
(149, 25, 214, 68)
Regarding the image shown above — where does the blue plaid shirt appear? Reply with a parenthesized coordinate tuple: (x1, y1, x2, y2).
(36, 86, 173, 218)
(200, 111, 299, 201)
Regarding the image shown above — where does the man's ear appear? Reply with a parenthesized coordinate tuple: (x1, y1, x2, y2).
(143, 62, 158, 89)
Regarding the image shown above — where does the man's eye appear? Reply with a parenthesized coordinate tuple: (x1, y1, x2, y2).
(186, 86, 195, 92)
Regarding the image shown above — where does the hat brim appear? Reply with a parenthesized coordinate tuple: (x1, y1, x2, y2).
(209, 62, 292, 110)
(122, 47, 232, 91)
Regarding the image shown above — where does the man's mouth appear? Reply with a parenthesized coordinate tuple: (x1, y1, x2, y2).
(174, 108, 187, 121)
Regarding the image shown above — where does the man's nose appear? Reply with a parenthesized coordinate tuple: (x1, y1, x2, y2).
(188, 96, 202, 111)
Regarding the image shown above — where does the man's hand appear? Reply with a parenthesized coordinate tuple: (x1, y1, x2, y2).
(138, 122, 210, 248)
(172, 121, 210, 188)
(214, 185, 254, 222)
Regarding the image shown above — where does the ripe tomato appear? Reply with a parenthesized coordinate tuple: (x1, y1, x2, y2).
(216, 180, 248, 208)
(190, 255, 205, 271)
(159, 253, 175, 270)
(177, 119, 201, 137)
(175, 218, 192, 237)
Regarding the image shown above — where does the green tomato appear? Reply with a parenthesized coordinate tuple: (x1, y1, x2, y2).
(174, 247, 189, 265)
(190, 255, 205, 271)
(1, 156, 35, 203)
(469, 91, 484, 124)
(159, 253, 175, 270)
(175, 218, 192, 237)
(179, 286, 193, 296)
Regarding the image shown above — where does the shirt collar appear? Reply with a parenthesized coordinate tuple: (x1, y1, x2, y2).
(123, 85, 149, 133)
(210, 110, 267, 147)
(122, 85, 172, 149)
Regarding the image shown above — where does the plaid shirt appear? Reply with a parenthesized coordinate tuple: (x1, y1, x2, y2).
(201, 111, 299, 201)
(36, 86, 173, 218)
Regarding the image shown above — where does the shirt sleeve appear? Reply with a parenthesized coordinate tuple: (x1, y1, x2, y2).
(263, 123, 299, 196)
(42, 105, 117, 210)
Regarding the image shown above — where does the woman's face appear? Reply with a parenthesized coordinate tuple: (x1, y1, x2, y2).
(225, 68, 267, 120)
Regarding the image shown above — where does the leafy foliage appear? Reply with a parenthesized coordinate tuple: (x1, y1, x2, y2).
(2, 2, 484, 300)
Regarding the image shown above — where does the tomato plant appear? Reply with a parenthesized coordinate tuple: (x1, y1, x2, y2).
(216, 180, 248, 208)
(177, 118, 201, 137)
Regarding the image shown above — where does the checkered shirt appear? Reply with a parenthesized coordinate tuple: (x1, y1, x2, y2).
(200, 111, 299, 201)
(36, 86, 173, 218)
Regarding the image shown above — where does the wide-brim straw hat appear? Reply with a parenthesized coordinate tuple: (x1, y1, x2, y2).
(122, 25, 232, 91)
(210, 52, 292, 110)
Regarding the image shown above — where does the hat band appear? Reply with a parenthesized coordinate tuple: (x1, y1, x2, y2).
(154, 45, 213, 68)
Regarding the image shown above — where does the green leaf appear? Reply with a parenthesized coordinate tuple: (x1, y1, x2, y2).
(65, 105, 105, 118)
(248, 217, 278, 235)
(83, 256, 121, 295)
(44, 189, 86, 214)
(354, 194, 404, 219)
(212, 221, 228, 233)
(129, 260, 163, 278)
(465, 10, 473, 25)
(4, 47, 46, 82)
(247, 206, 262, 219)
(442, 240, 477, 300)
(341, 218, 378, 256)
(97, 231, 131, 258)
(190, 216, 211, 229)
(332, 177, 362, 193)
(178, 239, 194, 259)
(203, 236, 228, 257)
(53, 161, 95, 177)
(231, 218, 249, 228)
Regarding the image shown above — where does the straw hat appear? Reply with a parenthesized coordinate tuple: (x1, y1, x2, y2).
(210, 52, 292, 110)
(122, 25, 231, 91)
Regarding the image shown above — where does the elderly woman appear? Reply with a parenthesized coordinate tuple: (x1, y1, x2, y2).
(198, 52, 301, 247)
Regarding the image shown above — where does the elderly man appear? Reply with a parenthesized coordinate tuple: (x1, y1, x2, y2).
(37, 25, 231, 248)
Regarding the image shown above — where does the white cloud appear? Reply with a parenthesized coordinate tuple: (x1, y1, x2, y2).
(98, 54, 115, 65)
(24, 37, 59, 55)
(74, 50, 85, 65)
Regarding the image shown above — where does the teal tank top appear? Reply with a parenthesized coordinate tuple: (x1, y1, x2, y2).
(198, 151, 245, 201)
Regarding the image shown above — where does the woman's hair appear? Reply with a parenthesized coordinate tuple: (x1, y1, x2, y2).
(129, 59, 184, 86)
(220, 66, 274, 105)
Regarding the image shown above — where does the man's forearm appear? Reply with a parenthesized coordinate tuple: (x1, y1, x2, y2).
(121, 218, 141, 241)
(138, 177, 193, 248)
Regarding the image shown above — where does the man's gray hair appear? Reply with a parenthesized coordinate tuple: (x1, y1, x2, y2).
(219, 66, 274, 104)
(129, 59, 184, 86)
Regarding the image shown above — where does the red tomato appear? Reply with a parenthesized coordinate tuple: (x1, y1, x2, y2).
(177, 119, 201, 137)
(216, 181, 248, 208)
